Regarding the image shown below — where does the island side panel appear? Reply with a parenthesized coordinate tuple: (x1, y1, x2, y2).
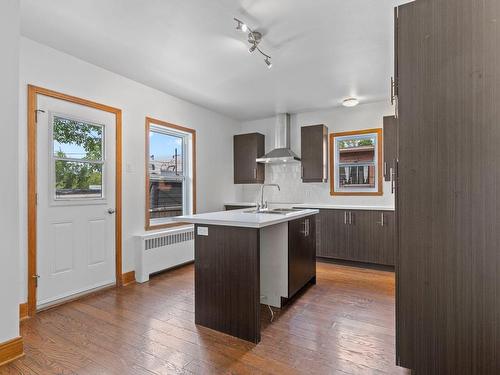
(194, 224, 261, 343)
(260, 222, 288, 308)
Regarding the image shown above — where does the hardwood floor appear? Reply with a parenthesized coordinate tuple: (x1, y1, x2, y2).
(2, 262, 409, 375)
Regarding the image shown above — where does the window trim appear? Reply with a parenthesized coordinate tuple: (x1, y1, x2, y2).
(329, 128, 383, 196)
(145, 117, 196, 231)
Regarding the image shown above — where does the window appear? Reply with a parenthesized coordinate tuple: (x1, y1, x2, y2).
(51, 114, 105, 200)
(330, 128, 383, 196)
(145, 117, 196, 230)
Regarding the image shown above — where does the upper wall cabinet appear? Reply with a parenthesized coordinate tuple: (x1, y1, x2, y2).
(301, 124, 328, 183)
(383, 116, 398, 188)
(234, 133, 265, 184)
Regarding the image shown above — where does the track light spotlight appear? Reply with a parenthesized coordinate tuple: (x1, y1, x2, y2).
(265, 57, 272, 69)
(241, 23, 248, 33)
(235, 19, 243, 32)
(248, 44, 257, 53)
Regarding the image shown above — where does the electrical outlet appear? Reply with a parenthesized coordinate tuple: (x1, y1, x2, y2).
(197, 226, 208, 236)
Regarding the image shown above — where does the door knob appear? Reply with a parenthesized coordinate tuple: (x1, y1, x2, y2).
(107, 208, 116, 214)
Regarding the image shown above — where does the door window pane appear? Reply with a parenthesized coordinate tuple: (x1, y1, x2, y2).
(53, 116, 103, 161)
(52, 115, 105, 201)
(55, 160, 103, 199)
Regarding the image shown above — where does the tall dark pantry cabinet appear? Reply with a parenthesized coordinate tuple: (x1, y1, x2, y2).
(395, 1, 500, 374)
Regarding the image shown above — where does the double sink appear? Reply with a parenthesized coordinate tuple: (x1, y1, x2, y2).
(243, 208, 302, 215)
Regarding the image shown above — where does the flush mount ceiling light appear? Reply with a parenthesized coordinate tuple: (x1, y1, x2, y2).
(234, 17, 272, 69)
(342, 98, 360, 107)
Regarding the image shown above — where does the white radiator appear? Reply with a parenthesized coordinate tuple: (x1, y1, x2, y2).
(134, 226, 194, 283)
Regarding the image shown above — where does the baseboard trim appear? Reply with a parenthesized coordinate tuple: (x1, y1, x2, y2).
(19, 303, 29, 321)
(316, 257, 395, 272)
(122, 271, 136, 286)
(0, 337, 24, 367)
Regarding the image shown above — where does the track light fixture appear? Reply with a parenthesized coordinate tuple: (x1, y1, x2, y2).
(234, 17, 272, 69)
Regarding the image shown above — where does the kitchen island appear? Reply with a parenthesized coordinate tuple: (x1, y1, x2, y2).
(173, 208, 318, 343)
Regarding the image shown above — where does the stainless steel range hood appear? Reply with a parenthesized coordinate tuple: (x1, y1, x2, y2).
(256, 113, 301, 164)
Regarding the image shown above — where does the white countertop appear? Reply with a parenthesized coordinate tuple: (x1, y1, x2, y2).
(293, 203, 395, 211)
(173, 208, 319, 228)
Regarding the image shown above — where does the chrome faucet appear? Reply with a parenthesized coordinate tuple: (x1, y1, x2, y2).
(258, 184, 280, 210)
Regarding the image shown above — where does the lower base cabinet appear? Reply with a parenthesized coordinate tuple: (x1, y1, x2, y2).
(316, 209, 395, 266)
(288, 216, 316, 298)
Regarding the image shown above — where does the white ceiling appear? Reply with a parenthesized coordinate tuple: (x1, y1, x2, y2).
(20, 0, 405, 121)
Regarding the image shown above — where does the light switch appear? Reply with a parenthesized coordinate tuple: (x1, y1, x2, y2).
(197, 226, 208, 236)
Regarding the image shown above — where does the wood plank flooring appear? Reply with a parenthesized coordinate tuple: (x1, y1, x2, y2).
(2, 262, 410, 375)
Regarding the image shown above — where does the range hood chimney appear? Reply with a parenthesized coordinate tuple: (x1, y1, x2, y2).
(256, 113, 301, 164)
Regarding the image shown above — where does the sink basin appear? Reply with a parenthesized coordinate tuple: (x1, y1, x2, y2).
(243, 208, 302, 215)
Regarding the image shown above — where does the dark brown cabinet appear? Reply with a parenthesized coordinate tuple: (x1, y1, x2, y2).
(383, 116, 397, 184)
(395, 1, 500, 373)
(316, 209, 395, 266)
(301, 125, 328, 183)
(288, 216, 316, 298)
(233, 133, 265, 184)
(224, 204, 256, 211)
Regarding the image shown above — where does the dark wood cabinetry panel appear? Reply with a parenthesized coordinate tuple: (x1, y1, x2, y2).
(396, 0, 500, 373)
(316, 209, 395, 266)
(351, 211, 395, 266)
(383, 116, 397, 183)
(233, 133, 265, 184)
(316, 209, 349, 259)
(288, 216, 316, 298)
(224, 204, 256, 211)
(194, 224, 261, 343)
(301, 125, 328, 183)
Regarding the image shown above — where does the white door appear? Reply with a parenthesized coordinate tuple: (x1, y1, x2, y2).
(36, 95, 116, 309)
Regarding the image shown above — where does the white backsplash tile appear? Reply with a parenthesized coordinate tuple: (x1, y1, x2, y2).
(240, 163, 395, 207)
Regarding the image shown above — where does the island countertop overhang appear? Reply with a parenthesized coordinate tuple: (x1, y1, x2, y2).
(172, 208, 319, 228)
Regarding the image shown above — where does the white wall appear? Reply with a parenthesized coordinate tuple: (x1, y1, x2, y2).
(18, 38, 239, 302)
(237, 101, 396, 207)
(0, 0, 21, 343)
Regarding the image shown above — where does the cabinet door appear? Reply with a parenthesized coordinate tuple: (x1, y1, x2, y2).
(234, 133, 265, 184)
(317, 209, 349, 259)
(346, 210, 371, 263)
(350, 211, 395, 266)
(288, 216, 316, 298)
(383, 116, 397, 183)
(379, 211, 395, 266)
(301, 125, 328, 183)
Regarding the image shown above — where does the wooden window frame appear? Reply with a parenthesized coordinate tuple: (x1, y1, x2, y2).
(329, 128, 383, 196)
(145, 117, 196, 231)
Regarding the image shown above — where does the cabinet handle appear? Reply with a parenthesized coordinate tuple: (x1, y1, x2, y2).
(391, 77, 398, 106)
(391, 77, 395, 105)
(254, 168, 257, 179)
(301, 219, 309, 236)
(344, 212, 348, 225)
(349, 212, 353, 225)
(391, 168, 396, 194)
(379, 212, 385, 226)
